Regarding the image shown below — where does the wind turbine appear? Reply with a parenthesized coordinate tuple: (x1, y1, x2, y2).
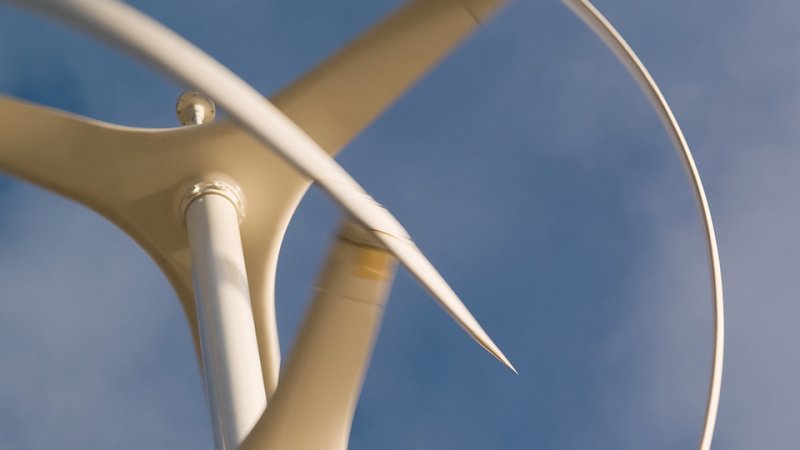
(0, 0, 724, 449)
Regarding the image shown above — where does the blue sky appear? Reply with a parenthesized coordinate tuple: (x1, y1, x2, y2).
(1, 0, 799, 449)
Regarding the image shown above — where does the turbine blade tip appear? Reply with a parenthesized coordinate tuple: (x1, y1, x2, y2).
(481, 340, 517, 374)
(497, 353, 518, 375)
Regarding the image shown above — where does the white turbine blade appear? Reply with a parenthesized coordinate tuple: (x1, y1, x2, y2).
(8, 0, 514, 370)
(561, 1, 724, 450)
(272, 0, 509, 154)
(240, 222, 398, 450)
(374, 230, 517, 373)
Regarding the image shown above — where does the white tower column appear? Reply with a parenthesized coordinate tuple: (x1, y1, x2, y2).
(184, 184, 267, 450)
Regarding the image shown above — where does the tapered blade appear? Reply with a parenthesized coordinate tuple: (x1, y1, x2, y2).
(561, 1, 723, 449)
(11, 0, 514, 371)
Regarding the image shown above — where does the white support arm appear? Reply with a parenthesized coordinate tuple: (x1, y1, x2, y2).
(5, 0, 514, 372)
(241, 222, 398, 450)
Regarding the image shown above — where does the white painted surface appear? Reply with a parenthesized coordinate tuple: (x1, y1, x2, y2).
(186, 193, 266, 450)
(8, 0, 514, 371)
(562, 1, 724, 449)
(242, 222, 397, 450)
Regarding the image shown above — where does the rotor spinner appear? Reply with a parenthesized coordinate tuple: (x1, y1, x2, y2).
(176, 90, 216, 125)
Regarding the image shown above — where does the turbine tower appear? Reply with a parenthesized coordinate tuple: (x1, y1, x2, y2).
(0, 1, 724, 449)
